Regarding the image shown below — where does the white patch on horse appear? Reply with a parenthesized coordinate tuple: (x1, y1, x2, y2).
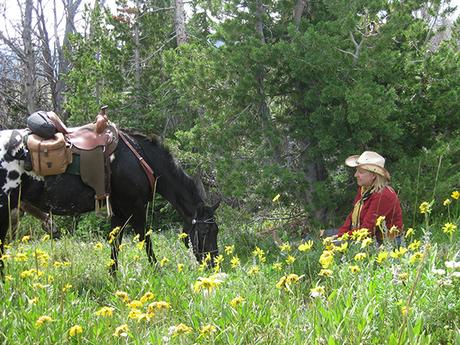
(110, 153, 116, 162)
(1, 155, 24, 194)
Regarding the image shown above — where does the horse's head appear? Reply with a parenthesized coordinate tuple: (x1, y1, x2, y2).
(185, 201, 220, 264)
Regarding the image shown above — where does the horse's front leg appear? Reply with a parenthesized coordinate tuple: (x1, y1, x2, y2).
(131, 209, 156, 265)
(109, 214, 125, 277)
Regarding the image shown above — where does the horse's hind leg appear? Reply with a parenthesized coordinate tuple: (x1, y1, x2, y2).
(0, 212, 9, 281)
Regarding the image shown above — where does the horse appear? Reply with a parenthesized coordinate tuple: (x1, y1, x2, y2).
(0, 127, 219, 278)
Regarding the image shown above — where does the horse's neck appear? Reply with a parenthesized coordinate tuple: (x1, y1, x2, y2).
(157, 177, 202, 221)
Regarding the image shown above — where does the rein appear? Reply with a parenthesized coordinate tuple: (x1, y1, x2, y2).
(119, 131, 156, 196)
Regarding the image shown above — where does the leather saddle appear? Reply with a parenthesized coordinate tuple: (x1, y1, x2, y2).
(47, 108, 118, 155)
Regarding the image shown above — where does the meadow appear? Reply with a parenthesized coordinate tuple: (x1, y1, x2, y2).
(0, 192, 459, 345)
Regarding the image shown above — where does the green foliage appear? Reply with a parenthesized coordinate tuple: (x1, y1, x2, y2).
(61, 0, 460, 229)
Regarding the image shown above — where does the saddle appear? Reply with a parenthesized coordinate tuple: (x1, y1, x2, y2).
(26, 107, 118, 216)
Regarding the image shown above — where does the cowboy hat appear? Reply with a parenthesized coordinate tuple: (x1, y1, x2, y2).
(345, 151, 390, 180)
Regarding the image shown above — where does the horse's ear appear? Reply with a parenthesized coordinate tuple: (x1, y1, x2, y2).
(193, 173, 207, 201)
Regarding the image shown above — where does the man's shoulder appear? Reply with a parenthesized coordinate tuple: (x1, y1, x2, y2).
(373, 186, 399, 200)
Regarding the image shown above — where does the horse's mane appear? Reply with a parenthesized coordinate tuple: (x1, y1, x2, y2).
(122, 130, 203, 202)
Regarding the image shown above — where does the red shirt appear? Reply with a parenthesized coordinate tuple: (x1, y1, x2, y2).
(338, 186, 403, 240)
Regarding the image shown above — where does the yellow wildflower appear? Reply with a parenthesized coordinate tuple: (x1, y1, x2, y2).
(272, 193, 281, 202)
(247, 265, 260, 275)
(177, 263, 184, 272)
(318, 269, 333, 277)
(147, 301, 170, 312)
(298, 240, 313, 252)
(35, 315, 53, 327)
(405, 228, 414, 238)
(15, 252, 28, 261)
(349, 265, 360, 273)
(351, 228, 370, 242)
(401, 305, 411, 316)
(199, 324, 216, 336)
(334, 241, 348, 253)
(127, 300, 143, 309)
(94, 242, 103, 250)
(252, 246, 265, 258)
(408, 240, 421, 251)
(451, 190, 459, 200)
(21, 235, 31, 243)
(224, 245, 234, 255)
(145, 228, 153, 236)
(409, 252, 423, 264)
(178, 232, 188, 240)
(419, 201, 432, 214)
(108, 227, 121, 244)
(319, 250, 334, 268)
(28, 297, 38, 305)
(171, 323, 192, 336)
(41, 234, 50, 242)
(389, 226, 400, 236)
(214, 255, 224, 266)
(310, 286, 325, 298)
(391, 247, 408, 259)
(354, 252, 367, 261)
(95, 306, 115, 317)
(106, 259, 115, 268)
(140, 292, 155, 304)
(5, 275, 13, 281)
(160, 257, 170, 267)
(272, 262, 283, 271)
(443, 199, 451, 206)
(136, 240, 145, 250)
(442, 222, 457, 235)
(398, 272, 409, 281)
(229, 296, 245, 307)
(115, 291, 130, 302)
(128, 309, 142, 320)
(62, 284, 72, 292)
(69, 325, 83, 337)
(230, 256, 240, 268)
(361, 238, 373, 248)
(276, 273, 302, 291)
(279, 242, 291, 252)
(285, 255, 296, 265)
(193, 277, 221, 293)
(113, 324, 129, 337)
(375, 216, 385, 227)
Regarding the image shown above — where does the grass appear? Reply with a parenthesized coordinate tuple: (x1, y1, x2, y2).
(0, 198, 459, 344)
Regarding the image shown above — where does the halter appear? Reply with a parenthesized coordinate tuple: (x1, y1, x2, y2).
(191, 217, 216, 225)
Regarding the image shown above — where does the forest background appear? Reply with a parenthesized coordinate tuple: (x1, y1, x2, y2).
(0, 0, 459, 237)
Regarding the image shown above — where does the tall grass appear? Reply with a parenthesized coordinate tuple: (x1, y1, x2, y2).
(0, 195, 459, 344)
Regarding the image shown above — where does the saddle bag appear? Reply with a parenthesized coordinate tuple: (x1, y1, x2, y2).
(27, 133, 72, 176)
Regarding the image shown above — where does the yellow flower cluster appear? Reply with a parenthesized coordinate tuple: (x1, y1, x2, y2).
(276, 273, 303, 291)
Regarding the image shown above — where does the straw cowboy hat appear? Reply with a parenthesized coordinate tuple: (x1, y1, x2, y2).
(345, 151, 391, 180)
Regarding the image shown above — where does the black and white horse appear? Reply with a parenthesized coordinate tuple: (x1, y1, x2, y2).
(0, 128, 219, 278)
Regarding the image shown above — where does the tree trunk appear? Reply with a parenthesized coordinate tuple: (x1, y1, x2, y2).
(174, 0, 187, 46)
(293, 0, 308, 29)
(56, 0, 82, 119)
(133, 0, 141, 111)
(23, 0, 37, 113)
